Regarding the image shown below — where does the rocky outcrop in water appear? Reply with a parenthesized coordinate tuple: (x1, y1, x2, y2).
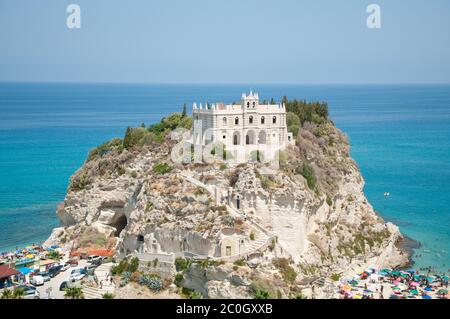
(45, 116, 409, 298)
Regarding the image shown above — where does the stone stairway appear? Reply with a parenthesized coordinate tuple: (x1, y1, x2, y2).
(247, 233, 270, 254)
(180, 170, 278, 259)
(83, 262, 116, 299)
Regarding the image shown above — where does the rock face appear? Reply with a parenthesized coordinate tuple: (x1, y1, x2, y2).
(45, 121, 409, 298)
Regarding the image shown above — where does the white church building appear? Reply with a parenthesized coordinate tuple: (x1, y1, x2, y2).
(191, 92, 294, 163)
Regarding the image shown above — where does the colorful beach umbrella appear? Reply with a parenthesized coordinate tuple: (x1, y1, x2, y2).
(19, 267, 32, 275)
(410, 290, 419, 295)
(422, 295, 432, 299)
(437, 289, 448, 295)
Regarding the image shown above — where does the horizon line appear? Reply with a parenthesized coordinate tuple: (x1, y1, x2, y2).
(1, 80, 450, 86)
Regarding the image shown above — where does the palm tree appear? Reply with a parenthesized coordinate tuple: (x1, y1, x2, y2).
(47, 250, 62, 260)
(1, 289, 13, 299)
(13, 288, 25, 299)
(64, 287, 84, 299)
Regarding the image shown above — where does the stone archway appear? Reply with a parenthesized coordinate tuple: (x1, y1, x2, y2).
(233, 131, 241, 145)
(246, 130, 256, 145)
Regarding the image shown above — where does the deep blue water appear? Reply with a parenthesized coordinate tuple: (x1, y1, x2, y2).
(0, 83, 449, 272)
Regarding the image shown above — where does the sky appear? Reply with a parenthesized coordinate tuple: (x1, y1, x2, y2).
(0, 0, 449, 84)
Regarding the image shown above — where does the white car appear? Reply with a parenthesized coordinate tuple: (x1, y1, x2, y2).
(30, 275, 44, 286)
(60, 263, 70, 271)
(68, 268, 85, 282)
(17, 285, 40, 299)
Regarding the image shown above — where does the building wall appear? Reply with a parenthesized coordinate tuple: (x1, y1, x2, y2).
(192, 93, 294, 154)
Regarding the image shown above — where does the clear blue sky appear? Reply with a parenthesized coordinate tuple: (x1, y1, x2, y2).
(0, 0, 449, 84)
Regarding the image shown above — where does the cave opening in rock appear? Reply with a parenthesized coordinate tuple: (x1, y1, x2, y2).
(112, 214, 128, 237)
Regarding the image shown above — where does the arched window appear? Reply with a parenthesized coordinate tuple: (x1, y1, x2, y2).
(235, 117, 239, 125)
(233, 134, 239, 145)
(273, 116, 277, 124)
(249, 116, 253, 124)
(223, 117, 227, 125)
(247, 102, 250, 108)
(261, 116, 265, 124)
(252, 101, 256, 108)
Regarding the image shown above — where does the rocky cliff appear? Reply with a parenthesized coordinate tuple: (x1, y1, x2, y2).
(45, 113, 409, 299)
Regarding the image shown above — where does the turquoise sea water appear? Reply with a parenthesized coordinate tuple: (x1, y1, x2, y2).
(0, 83, 449, 272)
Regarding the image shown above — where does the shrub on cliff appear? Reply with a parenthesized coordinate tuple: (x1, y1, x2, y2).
(253, 289, 271, 299)
(296, 163, 317, 190)
(272, 258, 297, 284)
(139, 273, 163, 291)
(122, 112, 192, 150)
(87, 138, 123, 162)
(152, 163, 172, 174)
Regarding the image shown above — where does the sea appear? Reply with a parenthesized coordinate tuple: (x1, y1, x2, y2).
(0, 83, 449, 272)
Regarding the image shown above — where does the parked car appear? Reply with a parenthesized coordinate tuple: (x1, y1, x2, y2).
(30, 275, 44, 286)
(17, 285, 40, 299)
(48, 265, 62, 277)
(38, 271, 51, 282)
(85, 264, 97, 275)
(66, 259, 79, 267)
(87, 255, 101, 263)
(60, 263, 70, 271)
(69, 268, 86, 282)
(91, 256, 108, 266)
(59, 281, 69, 291)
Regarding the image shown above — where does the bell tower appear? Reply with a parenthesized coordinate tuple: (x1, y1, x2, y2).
(241, 91, 259, 111)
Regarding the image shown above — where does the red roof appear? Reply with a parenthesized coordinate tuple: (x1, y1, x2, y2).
(87, 249, 114, 257)
(0, 265, 20, 279)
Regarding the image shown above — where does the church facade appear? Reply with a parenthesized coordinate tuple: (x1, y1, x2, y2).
(191, 92, 294, 163)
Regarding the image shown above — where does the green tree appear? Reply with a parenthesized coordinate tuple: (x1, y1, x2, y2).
(1, 289, 13, 299)
(47, 250, 62, 260)
(286, 112, 300, 127)
(182, 103, 187, 117)
(13, 288, 25, 299)
(64, 287, 84, 299)
(102, 293, 115, 299)
(128, 257, 140, 273)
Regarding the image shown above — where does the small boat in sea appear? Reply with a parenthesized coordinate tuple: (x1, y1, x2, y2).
(384, 192, 390, 197)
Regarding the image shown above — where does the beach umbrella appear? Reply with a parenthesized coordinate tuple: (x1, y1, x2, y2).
(410, 282, 420, 287)
(342, 284, 351, 291)
(422, 295, 432, 299)
(19, 267, 33, 275)
(349, 279, 358, 286)
(424, 287, 433, 291)
(354, 295, 362, 299)
(442, 276, 450, 281)
(410, 290, 419, 295)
